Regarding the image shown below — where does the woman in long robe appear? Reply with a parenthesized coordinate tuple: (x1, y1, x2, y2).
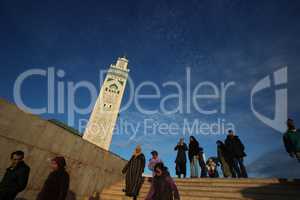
(188, 136, 200, 178)
(122, 145, 145, 200)
(174, 138, 188, 178)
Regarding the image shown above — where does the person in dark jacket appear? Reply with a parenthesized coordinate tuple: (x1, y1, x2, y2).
(216, 140, 232, 178)
(37, 156, 70, 200)
(283, 118, 300, 162)
(225, 130, 248, 178)
(188, 136, 200, 178)
(0, 151, 30, 200)
(174, 138, 188, 178)
(122, 145, 145, 200)
(198, 146, 208, 178)
(145, 162, 180, 200)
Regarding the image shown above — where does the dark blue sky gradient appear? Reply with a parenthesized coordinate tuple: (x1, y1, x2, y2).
(1, 0, 300, 177)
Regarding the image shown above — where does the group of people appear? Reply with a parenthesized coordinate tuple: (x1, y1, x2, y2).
(121, 118, 300, 200)
(175, 136, 207, 178)
(1, 119, 300, 200)
(0, 151, 69, 200)
(174, 130, 248, 179)
(121, 130, 247, 200)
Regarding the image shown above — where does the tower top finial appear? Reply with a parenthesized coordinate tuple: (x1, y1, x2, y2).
(115, 56, 128, 70)
(122, 53, 128, 60)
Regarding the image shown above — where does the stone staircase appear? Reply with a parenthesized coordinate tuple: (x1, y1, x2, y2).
(100, 178, 300, 200)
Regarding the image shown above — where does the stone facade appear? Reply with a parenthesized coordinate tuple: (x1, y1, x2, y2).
(0, 98, 127, 200)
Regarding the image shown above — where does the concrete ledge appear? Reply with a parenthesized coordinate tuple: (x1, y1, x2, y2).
(0, 98, 127, 200)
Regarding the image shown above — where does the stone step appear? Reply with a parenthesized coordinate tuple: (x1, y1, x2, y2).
(109, 182, 300, 189)
(100, 194, 250, 200)
(156, 178, 300, 184)
(113, 178, 300, 184)
(100, 192, 299, 200)
(100, 195, 249, 200)
(111, 181, 300, 189)
(158, 177, 300, 184)
(100, 178, 300, 200)
(103, 185, 300, 196)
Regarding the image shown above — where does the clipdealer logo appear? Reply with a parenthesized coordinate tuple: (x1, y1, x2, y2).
(251, 67, 288, 132)
(12, 65, 288, 135)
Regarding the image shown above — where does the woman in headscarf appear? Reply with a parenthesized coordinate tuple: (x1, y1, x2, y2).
(37, 156, 70, 200)
(188, 136, 200, 178)
(145, 162, 180, 200)
(174, 138, 188, 178)
(122, 145, 145, 200)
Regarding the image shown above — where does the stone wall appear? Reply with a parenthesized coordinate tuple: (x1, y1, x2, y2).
(0, 98, 127, 200)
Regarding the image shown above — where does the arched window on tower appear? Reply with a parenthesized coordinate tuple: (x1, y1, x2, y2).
(109, 84, 119, 94)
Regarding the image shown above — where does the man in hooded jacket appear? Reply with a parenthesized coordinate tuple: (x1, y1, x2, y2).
(225, 130, 248, 178)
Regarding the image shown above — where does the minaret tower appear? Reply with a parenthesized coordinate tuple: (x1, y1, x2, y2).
(83, 57, 129, 150)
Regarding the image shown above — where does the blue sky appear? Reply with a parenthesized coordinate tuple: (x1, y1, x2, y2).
(1, 0, 300, 177)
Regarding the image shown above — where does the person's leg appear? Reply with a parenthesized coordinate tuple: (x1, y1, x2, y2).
(178, 167, 181, 178)
(237, 158, 248, 178)
(193, 156, 200, 178)
(219, 158, 229, 177)
(175, 162, 180, 178)
(183, 162, 187, 178)
(230, 165, 237, 178)
(190, 160, 195, 178)
(232, 158, 242, 178)
(215, 169, 219, 178)
(199, 156, 207, 178)
(223, 159, 233, 178)
(203, 164, 208, 177)
(227, 159, 234, 177)
(177, 162, 182, 178)
(233, 158, 243, 178)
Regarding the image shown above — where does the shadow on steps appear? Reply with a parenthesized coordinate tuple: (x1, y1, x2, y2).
(240, 179, 300, 200)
